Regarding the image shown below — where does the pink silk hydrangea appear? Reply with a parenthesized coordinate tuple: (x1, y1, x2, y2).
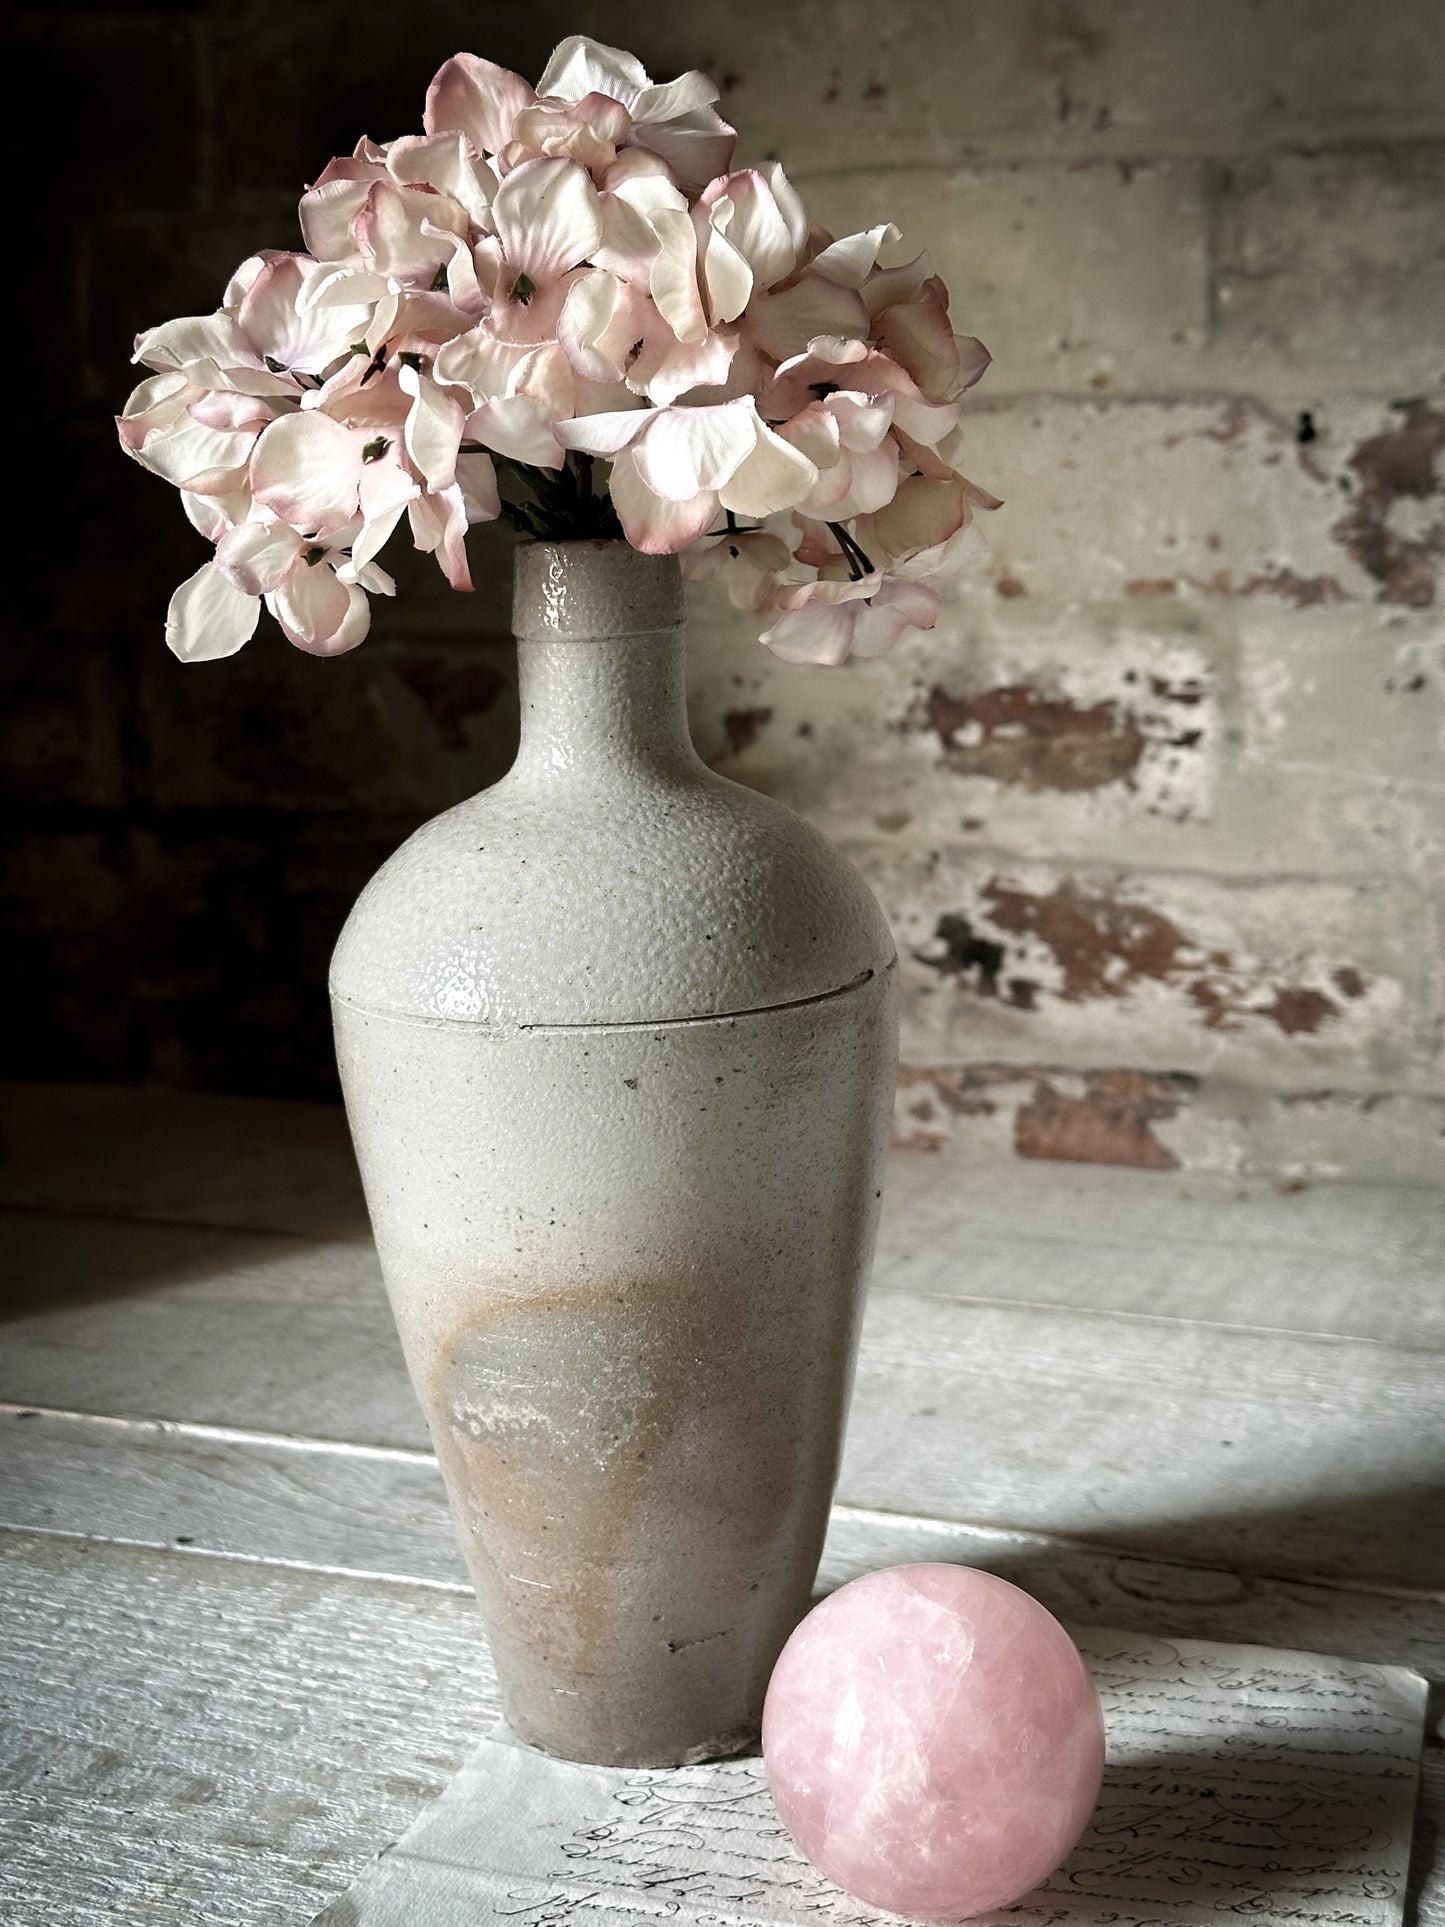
(118, 33, 998, 667)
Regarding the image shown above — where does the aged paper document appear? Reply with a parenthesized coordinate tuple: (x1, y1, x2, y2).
(316, 1628, 1427, 1926)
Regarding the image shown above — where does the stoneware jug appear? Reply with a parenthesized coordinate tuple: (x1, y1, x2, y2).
(331, 538, 898, 1766)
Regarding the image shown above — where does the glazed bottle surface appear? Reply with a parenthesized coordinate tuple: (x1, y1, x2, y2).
(331, 540, 897, 1765)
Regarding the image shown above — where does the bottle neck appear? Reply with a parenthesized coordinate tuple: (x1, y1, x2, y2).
(511, 626, 702, 783)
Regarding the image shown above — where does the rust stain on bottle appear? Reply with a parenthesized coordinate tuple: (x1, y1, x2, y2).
(419, 1266, 851, 1764)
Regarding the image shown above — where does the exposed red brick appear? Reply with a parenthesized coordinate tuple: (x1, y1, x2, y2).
(720, 706, 773, 755)
(1014, 1071, 1193, 1170)
(1332, 403, 1445, 608)
(946, 878, 1347, 1039)
(926, 684, 1146, 792)
(981, 879, 1188, 1000)
(1125, 577, 1180, 596)
(1260, 987, 1337, 1035)
(995, 576, 1029, 598)
(1333, 966, 1368, 999)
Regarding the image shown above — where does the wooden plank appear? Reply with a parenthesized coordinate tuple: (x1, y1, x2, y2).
(0, 1211, 428, 1450)
(2, 1411, 1440, 1683)
(3, 1209, 1442, 1587)
(0, 1529, 498, 1927)
(876, 1152, 1445, 1345)
(844, 1290, 1445, 1591)
(0, 1407, 466, 1589)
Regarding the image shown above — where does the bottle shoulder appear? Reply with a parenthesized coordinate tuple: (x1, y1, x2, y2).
(329, 766, 895, 1027)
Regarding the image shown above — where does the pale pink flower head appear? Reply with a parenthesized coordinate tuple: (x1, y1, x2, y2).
(119, 31, 997, 669)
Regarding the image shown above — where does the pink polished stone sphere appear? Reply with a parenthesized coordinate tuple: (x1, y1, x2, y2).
(762, 1565, 1104, 1920)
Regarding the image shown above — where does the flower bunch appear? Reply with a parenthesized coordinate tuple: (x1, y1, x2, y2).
(118, 35, 996, 667)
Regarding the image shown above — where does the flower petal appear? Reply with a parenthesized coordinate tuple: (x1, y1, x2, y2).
(759, 600, 856, 666)
(633, 398, 756, 498)
(165, 561, 261, 662)
(648, 205, 707, 344)
(239, 252, 373, 375)
(559, 268, 640, 383)
(694, 202, 753, 327)
(536, 35, 651, 109)
(407, 484, 473, 590)
(874, 280, 964, 401)
(399, 365, 465, 489)
(509, 93, 632, 169)
(851, 577, 938, 655)
(606, 447, 718, 553)
(215, 519, 305, 594)
(857, 473, 970, 561)
(425, 52, 536, 153)
(354, 180, 469, 282)
(718, 418, 819, 518)
(710, 170, 799, 288)
(186, 390, 276, 433)
(812, 223, 902, 287)
(956, 334, 992, 393)
(133, 420, 259, 489)
(626, 322, 735, 406)
(630, 112, 737, 196)
(271, 557, 355, 651)
(250, 411, 366, 533)
(387, 131, 495, 227)
(554, 408, 651, 457)
(456, 450, 501, 523)
(134, 313, 252, 375)
(465, 394, 566, 467)
(747, 277, 869, 361)
(632, 69, 720, 123)
(298, 176, 373, 263)
(492, 157, 602, 285)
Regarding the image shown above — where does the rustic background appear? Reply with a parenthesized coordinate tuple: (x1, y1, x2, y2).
(8, 0, 1443, 1182)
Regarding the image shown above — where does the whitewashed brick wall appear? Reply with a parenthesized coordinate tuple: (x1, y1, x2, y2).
(638, 0, 1445, 1182)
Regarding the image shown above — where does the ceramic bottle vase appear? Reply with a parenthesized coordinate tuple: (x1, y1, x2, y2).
(330, 538, 897, 1767)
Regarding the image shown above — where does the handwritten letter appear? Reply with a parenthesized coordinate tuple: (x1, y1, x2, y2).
(315, 1628, 1426, 1927)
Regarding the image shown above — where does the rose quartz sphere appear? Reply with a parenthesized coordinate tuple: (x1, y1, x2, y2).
(762, 1565, 1104, 1920)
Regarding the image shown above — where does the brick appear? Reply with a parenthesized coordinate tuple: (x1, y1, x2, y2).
(1162, 1083, 1445, 1188)
(843, 845, 1435, 1092)
(892, 1067, 1445, 1187)
(1215, 147, 1445, 394)
(801, 160, 1209, 394)
(956, 395, 1377, 602)
(568, 0, 1445, 168)
(140, 624, 517, 816)
(1236, 604, 1444, 874)
(688, 588, 1443, 886)
(689, 585, 1224, 839)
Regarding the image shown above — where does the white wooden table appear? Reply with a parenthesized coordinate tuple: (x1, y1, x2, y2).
(1, 1079, 1440, 1926)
